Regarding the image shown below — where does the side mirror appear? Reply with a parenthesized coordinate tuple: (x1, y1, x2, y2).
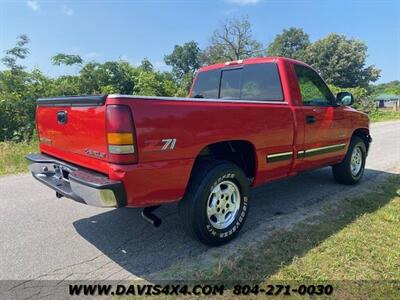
(336, 92, 354, 106)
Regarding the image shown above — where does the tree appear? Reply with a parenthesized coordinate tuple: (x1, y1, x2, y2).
(138, 58, 154, 72)
(266, 27, 310, 60)
(164, 41, 201, 80)
(1, 34, 30, 72)
(305, 33, 380, 88)
(50, 75, 83, 96)
(0, 34, 184, 141)
(134, 71, 177, 96)
(164, 41, 201, 94)
(79, 61, 137, 94)
(202, 16, 262, 64)
(77, 59, 180, 96)
(0, 35, 56, 140)
(51, 53, 83, 66)
(370, 80, 400, 96)
(328, 84, 372, 111)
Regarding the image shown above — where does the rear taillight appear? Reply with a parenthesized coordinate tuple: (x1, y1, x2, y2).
(106, 105, 137, 164)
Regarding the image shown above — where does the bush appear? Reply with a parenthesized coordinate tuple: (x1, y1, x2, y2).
(0, 62, 181, 142)
(368, 110, 400, 122)
(328, 84, 375, 111)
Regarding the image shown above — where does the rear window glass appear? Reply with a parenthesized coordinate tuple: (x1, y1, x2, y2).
(220, 68, 242, 99)
(192, 63, 283, 101)
(191, 69, 220, 99)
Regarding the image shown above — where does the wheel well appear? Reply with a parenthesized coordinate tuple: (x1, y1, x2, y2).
(195, 140, 256, 179)
(352, 128, 371, 152)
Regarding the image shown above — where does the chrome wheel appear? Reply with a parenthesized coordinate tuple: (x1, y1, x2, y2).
(350, 146, 363, 176)
(207, 180, 241, 230)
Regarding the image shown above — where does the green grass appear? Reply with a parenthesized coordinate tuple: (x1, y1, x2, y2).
(267, 175, 400, 298)
(271, 177, 400, 281)
(183, 175, 400, 298)
(369, 110, 400, 122)
(0, 140, 38, 175)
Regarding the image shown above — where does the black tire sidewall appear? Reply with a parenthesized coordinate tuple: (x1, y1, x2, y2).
(333, 136, 367, 185)
(191, 163, 250, 245)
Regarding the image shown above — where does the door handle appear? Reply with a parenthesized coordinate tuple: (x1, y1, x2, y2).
(57, 110, 68, 124)
(306, 115, 316, 124)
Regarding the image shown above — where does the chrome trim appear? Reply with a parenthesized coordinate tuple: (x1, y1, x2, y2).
(305, 143, 346, 154)
(297, 143, 346, 158)
(29, 162, 57, 174)
(107, 94, 288, 105)
(70, 181, 117, 207)
(29, 162, 72, 182)
(267, 151, 293, 158)
(28, 161, 118, 207)
(266, 151, 293, 163)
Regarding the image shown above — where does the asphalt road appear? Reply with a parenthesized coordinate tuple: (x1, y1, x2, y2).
(1, 121, 399, 281)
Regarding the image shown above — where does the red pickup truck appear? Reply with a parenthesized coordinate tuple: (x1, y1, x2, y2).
(27, 57, 371, 246)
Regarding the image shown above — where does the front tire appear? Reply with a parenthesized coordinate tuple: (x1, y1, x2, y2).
(332, 136, 367, 185)
(179, 161, 250, 246)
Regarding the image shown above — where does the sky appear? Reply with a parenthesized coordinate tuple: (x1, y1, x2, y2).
(0, 0, 399, 83)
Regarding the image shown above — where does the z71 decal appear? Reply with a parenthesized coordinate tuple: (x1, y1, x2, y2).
(161, 138, 176, 150)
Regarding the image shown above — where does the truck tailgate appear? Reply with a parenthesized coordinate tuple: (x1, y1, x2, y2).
(36, 96, 109, 173)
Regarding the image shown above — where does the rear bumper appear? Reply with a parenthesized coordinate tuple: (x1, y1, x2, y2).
(26, 153, 126, 207)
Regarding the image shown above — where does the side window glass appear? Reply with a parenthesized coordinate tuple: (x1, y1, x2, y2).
(191, 69, 220, 98)
(220, 68, 242, 99)
(241, 63, 283, 101)
(294, 64, 334, 106)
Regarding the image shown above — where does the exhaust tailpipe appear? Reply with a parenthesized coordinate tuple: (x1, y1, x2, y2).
(141, 206, 162, 227)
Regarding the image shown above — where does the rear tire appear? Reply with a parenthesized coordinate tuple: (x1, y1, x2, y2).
(179, 160, 250, 246)
(332, 136, 366, 185)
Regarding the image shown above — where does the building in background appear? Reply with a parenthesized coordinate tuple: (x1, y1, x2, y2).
(375, 94, 400, 111)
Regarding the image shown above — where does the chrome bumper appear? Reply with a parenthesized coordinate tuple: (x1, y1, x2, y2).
(26, 153, 126, 207)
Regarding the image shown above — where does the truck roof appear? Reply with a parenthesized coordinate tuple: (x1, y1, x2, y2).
(198, 56, 309, 72)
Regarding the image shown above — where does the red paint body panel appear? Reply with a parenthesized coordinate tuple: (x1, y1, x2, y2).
(37, 105, 109, 174)
(36, 57, 370, 207)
